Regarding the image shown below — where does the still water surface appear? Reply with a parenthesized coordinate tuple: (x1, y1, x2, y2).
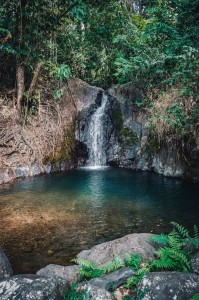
(0, 167, 199, 274)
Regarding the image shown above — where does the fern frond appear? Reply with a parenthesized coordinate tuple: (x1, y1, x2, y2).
(189, 237, 199, 248)
(149, 234, 169, 245)
(170, 222, 189, 238)
(102, 255, 124, 274)
(190, 294, 199, 300)
(125, 252, 142, 271)
(125, 263, 150, 288)
(168, 231, 183, 250)
(169, 249, 191, 272)
(194, 225, 199, 239)
(72, 258, 97, 270)
(151, 257, 176, 270)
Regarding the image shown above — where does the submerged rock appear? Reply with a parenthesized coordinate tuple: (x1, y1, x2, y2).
(138, 272, 199, 300)
(88, 267, 135, 291)
(0, 274, 67, 300)
(0, 246, 13, 279)
(37, 264, 81, 281)
(77, 233, 156, 266)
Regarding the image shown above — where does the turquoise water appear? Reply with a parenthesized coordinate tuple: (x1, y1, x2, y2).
(0, 167, 199, 274)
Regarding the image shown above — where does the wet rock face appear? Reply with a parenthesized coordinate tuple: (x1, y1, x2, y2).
(107, 85, 185, 177)
(0, 274, 67, 300)
(77, 233, 156, 266)
(76, 91, 115, 166)
(138, 272, 199, 300)
(0, 247, 13, 279)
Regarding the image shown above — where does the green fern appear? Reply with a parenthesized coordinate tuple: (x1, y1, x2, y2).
(190, 294, 199, 300)
(72, 258, 97, 270)
(149, 234, 169, 245)
(170, 222, 190, 238)
(152, 246, 191, 272)
(102, 255, 124, 274)
(125, 262, 150, 288)
(194, 225, 199, 239)
(73, 255, 125, 280)
(125, 253, 142, 271)
(72, 258, 102, 279)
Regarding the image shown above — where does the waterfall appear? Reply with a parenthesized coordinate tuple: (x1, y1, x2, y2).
(86, 93, 108, 166)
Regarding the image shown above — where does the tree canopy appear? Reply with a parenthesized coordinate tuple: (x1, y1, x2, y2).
(0, 0, 198, 136)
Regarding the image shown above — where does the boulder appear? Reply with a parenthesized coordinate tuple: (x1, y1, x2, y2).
(0, 168, 14, 185)
(191, 251, 199, 275)
(0, 274, 67, 300)
(0, 246, 13, 279)
(82, 284, 114, 300)
(37, 264, 81, 281)
(137, 272, 199, 300)
(77, 233, 156, 266)
(88, 267, 135, 291)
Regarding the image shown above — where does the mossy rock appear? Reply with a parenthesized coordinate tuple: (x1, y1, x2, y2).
(43, 124, 75, 164)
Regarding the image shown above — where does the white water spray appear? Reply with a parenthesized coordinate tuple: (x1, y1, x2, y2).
(87, 93, 108, 167)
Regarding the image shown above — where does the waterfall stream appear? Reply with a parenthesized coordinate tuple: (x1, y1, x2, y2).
(87, 93, 108, 166)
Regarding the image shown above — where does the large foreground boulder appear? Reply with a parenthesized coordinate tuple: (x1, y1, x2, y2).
(138, 272, 199, 300)
(37, 264, 81, 281)
(0, 246, 13, 279)
(77, 233, 156, 266)
(0, 274, 67, 300)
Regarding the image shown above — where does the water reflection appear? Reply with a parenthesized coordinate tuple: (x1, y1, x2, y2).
(0, 168, 198, 274)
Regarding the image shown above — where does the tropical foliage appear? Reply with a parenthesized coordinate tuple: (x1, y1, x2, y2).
(0, 0, 198, 144)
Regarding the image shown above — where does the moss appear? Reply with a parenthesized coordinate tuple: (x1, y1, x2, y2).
(112, 109, 123, 132)
(147, 133, 160, 156)
(119, 128, 139, 147)
(43, 123, 75, 164)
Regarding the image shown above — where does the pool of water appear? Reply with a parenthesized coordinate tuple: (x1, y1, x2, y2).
(0, 167, 199, 274)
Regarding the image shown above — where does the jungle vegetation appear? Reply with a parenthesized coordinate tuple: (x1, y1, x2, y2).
(0, 0, 198, 141)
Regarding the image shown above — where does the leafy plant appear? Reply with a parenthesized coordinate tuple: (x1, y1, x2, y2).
(73, 255, 125, 280)
(150, 222, 199, 272)
(63, 283, 91, 300)
(126, 223, 199, 288)
(125, 253, 142, 271)
(190, 294, 199, 300)
(72, 258, 102, 280)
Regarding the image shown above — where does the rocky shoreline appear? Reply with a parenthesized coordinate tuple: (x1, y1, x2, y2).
(0, 233, 199, 300)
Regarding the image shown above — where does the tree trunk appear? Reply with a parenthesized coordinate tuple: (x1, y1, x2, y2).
(16, 63, 25, 113)
(28, 61, 43, 98)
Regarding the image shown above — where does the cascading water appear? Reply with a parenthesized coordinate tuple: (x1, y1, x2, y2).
(86, 93, 108, 167)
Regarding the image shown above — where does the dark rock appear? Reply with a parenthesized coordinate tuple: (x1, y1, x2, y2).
(0, 274, 67, 300)
(191, 251, 199, 275)
(138, 272, 199, 300)
(36, 264, 81, 281)
(0, 246, 13, 279)
(77, 233, 156, 266)
(82, 284, 114, 300)
(88, 267, 135, 291)
(152, 143, 184, 177)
